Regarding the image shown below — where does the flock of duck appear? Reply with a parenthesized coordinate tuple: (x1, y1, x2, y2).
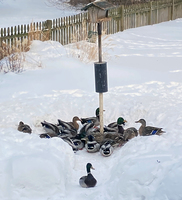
(17, 108, 165, 188)
(17, 108, 165, 157)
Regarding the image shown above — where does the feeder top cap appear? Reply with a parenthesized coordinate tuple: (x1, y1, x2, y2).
(81, 0, 115, 11)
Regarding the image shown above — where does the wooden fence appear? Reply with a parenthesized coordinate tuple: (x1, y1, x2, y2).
(1, 0, 182, 60)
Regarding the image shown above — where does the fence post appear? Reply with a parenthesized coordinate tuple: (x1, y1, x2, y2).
(156, 1, 159, 24)
(44, 20, 52, 41)
(0, 28, 3, 60)
(149, 1, 152, 25)
(171, 0, 174, 20)
(120, 5, 124, 31)
(0, 38, 2, 60)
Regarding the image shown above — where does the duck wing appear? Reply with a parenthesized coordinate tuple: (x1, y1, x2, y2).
(84, 174, 97, 187)
(81, 117, 95, 124)
(103, 133, 126, 147)
(81, 116, 99, 126)
(41, 121, 60, 134)
(39, 132, 58, 138)
(107, 122, 117, 129)
(123, 127, 138, 141)
(144, 126, 164, 136)
(104, 126, 117, 132)
(59, 128, 77, 138)
(78, 123, 95, 139)
(79, 176, 88, 188)
(57, 119, 76, 131)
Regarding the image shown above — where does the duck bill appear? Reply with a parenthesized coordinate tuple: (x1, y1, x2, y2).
(91, 166, 95, 170)
(124, 120, 127, 123)
(135, 120, 139, 123)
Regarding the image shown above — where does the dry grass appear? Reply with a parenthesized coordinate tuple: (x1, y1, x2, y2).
(66, 22, 111, 63)
(0, 39, 31, 73)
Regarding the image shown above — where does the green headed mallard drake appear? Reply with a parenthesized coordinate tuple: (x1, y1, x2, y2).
(108, 116, 127, 129)
(18, 121, 32, 134)
(81, 108, 102, 126)
(79, 163, 97, 188)
(135, 119, 164, 136)
(116, 117, 127, 134)
(116, 117, 138, 140)
(103, 117, 127, 133)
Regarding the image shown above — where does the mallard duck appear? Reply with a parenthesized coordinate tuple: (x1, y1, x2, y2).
(41, 117, 79, 138)
(81, 108, 101, 126)
(135, 119, 165, 136)
(57, 116, 81, 131)
(18, 121, 32, 134)
(76, 122, 96, 139)
(85, 135, 100, 153)
(115, 117, 138, 141)
(107, 116, 126, 129)
(41, 121, 60, 135)
(104, 117, 127, 134)
(72, 138, 85, 150)
(79, 163, 97, 188)
(123, 127, 138, 141)
(100, 140, 114, 157)
(116, 117, 127, 135)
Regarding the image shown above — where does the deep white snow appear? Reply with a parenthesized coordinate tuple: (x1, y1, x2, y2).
(0, 1, 182, 200)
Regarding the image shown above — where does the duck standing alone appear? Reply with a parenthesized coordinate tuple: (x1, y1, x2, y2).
(79, 163, 97, 188)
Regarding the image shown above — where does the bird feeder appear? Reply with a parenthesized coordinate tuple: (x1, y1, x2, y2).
(81, 1, 115, 134)
(81, 1, 114, 23)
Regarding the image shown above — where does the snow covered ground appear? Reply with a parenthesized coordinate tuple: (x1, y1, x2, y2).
(1, 1, 182, 200)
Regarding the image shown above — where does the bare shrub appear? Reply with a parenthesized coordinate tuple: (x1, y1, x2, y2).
(0, 39, 31, 73)
(0, 22, 47, 73)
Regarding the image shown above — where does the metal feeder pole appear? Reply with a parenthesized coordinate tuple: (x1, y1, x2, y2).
(98, 22, 104, 134)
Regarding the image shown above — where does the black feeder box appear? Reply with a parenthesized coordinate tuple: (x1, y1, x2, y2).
(94, 61, 108, 93)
